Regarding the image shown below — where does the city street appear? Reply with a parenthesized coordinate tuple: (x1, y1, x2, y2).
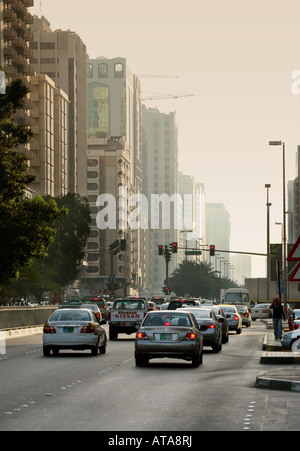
(0, 321, 300, 432)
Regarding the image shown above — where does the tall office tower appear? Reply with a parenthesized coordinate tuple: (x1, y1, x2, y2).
(81, 58, 144, 297)
(206, 203, 231, 277)
(179, 172, 206, 263)
(30, 15, 87, 196)
(0, 0, 35, 163)
(142, 105, 179, 294)
(30, 73, 69, 197)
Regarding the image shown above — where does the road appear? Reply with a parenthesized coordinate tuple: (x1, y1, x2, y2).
(0, 321, 300, 432)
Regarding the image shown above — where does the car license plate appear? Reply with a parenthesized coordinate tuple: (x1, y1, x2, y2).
(155, 333, 177, 341)
(63, 327, 74, 333)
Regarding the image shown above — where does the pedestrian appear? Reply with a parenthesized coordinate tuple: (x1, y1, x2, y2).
(270, 298, 285, 340)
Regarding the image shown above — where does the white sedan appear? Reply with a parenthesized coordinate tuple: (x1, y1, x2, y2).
(43, 308, 107, 356)
(251, 303, 272, 321)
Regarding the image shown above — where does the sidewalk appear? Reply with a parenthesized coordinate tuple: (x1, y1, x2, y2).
(256, 320, 300, 392)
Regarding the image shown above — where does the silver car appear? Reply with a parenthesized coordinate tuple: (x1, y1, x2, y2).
(219, 305, 242, 334)
(281, 329, 300, 350)
(135, 310, 204, 367)
(183, 308, 222, 352)
(43, 308, 107, 356)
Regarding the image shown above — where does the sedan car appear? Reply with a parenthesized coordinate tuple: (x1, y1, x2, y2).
(81, 303, 102, 321)
(219, 305, 242, 334)
(201, 305, 229, 343)
(135, 310, 203, 367)
(281, 329, 300, 351)
(183, 308, 222, 352)
(235, 305, 251, 327)
(251, 303, 272, 321)
(43, 308, 107, 357)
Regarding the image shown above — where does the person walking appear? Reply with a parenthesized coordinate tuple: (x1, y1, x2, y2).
(270, 298, 285, 340)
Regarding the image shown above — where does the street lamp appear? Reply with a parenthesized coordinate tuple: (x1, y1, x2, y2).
(265, 184, 271, 302)
(269, 141, 287, 311)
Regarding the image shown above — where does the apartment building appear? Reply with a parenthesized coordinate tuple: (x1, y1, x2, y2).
(81, 58, 144, 297)
(30, 73, 69, 197)
(30, 15, 87, 196)
(0, 0, 35, 162)
(142, 105, 179, 294)
(206, 203, 231, 276)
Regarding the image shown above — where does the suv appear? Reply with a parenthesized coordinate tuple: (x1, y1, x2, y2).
(168, 298, 201, 310)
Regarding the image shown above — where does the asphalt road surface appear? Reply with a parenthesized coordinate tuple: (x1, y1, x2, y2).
(1, 321, 300, 432)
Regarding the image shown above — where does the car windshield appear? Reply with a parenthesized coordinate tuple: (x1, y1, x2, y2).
(50, 310, 91, 322)
(143, 313, 192, 327)
(114, 300, 146, 310)
(256, 304, 270, 309)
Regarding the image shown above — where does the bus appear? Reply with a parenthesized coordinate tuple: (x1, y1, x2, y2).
(221, 288, 251, 309)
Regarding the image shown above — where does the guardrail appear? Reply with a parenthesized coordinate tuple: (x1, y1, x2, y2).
(0, 306, 57, 330)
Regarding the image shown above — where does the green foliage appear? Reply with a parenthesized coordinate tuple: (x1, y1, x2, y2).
(0, 77, 65, 284)
(169, 260, 239, 299)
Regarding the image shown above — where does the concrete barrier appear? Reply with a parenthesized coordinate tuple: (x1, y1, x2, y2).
(0, 306, 57, 330)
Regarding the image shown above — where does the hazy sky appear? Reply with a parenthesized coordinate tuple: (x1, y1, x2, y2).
(30, 0, 300, 277)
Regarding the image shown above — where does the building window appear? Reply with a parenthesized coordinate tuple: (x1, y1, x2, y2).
(114, 63, 124, 78)
(87, 82, 110, 138)
(98, 63, 108, 78)
(87, 63, 93, 78)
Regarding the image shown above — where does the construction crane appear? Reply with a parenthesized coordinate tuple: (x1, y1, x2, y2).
(142, 93, 195, 101)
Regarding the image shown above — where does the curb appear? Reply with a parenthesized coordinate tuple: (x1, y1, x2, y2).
(256, 373, 300, 392)
(1, 326, 43, 339)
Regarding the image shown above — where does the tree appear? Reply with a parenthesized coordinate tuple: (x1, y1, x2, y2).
(169, 260, 238, 299)
(0, 77, 65, 284)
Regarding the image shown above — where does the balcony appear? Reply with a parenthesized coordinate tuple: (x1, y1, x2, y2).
(3, 28, 17, 39)
(23, 0, 34, 6)
(3, 46, 16, 58)
(3, 9, 17, 21)
(12, 36, 26, 48)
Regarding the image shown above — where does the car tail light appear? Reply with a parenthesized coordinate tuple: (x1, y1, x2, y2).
(137, 332, 147, 339)
(164, 322, 171, 326)
(294, 324, 300, 330)
(234, 315, 239, 321)
(81, 324, 95, 334)
(244, 313, 249, 317)
(186, 332, 196, 340)
(43, 324, 56, 334)
(107, 311, 111, 321)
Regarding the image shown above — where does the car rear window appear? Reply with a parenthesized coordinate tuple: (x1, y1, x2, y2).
(143, 313, 192, 327)
(50, 310, 91, 322)
(221, 306, 236, 313)
(114, 300, 146, 310)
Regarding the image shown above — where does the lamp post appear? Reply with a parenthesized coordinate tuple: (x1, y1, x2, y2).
(265, 184, 271, 303)
(269, 141, 287, 312)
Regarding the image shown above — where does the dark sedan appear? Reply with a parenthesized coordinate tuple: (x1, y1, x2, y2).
(135, 310, 203, 367)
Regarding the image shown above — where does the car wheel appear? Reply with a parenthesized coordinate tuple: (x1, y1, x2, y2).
(52, 347, 59, 356)
(135, 355, 148, 367)
(191, 352, 202, 367)
(99, 340, 106, 354)
(43, 345, 51, 357)
(109, 328, 118, 340)
(212, 342, 222, 353)
(236, 328, 242, 334)
(91, 343, 99, 356)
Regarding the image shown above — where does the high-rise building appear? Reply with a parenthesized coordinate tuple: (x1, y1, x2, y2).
(30, 15, 87, 196)
(81, 58, 144, 297)
(206, 203, 231, 277)
(142, 105, 179, 294)
(179, 172, 206, 262)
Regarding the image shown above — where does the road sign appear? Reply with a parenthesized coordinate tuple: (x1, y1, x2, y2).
(287, 236, 300, 261)
(185, 251, 202, 256)
(109, 274, 116, 283)
(276, 281, 285, 294)
(289, 263, 300, 282)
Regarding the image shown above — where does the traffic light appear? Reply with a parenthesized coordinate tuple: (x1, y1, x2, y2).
(162, 286, 169, 295)
(158, 245, 164, 256)
(210, 245, 215, 257)
(120, 239, 126, 251)
(171, 242, 178, 253)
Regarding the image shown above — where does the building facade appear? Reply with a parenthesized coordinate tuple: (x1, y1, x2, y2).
(30, 73, 69, 197)
(81, 58, 144, 297)
(142, 105, 179, 294)
(206, 203, 231, 277)
(30, 15, 87, 196)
